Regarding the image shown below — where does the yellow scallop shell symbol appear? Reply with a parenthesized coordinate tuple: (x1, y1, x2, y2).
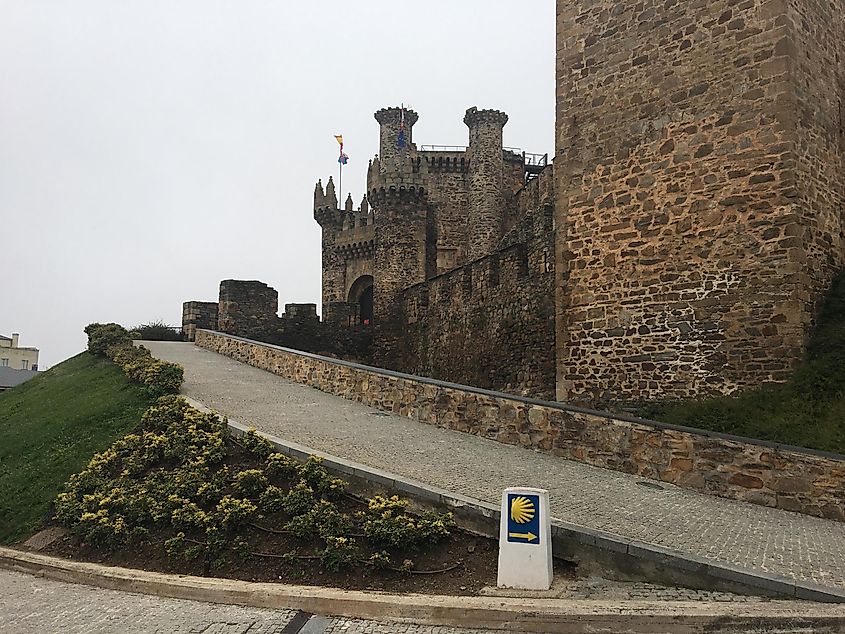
(510, 496, 535, 524)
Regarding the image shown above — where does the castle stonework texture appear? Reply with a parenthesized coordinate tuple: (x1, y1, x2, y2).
(314, 106, 555, 396)
(554, 0, 845, 403)
(184, 0, 843, 406)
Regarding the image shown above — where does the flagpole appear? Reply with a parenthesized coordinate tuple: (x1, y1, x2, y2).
(339, 160, 342, 211)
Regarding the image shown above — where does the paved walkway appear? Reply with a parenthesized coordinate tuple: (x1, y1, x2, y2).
(145, 342, 845, 592)
(0, 569, 506, 634)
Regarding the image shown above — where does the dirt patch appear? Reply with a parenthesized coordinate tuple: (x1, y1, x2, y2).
(43, 522, 517, 595)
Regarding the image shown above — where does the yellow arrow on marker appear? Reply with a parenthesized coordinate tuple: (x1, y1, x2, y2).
(508, 532, 537, 541)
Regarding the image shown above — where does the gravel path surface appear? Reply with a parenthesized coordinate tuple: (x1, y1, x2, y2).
(145, 342, 845, 591)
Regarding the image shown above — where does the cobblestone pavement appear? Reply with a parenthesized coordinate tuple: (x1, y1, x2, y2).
(0, 569, 511, 633)
(144, 343, 845, 591)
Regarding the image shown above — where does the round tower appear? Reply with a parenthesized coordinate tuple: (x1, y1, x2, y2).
(374, 107, 419, 174)
(464, 106, 509, 258)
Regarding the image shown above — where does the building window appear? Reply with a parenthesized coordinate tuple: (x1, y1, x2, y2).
(1, 359, 7, 367)
(21, 360, 29, 370)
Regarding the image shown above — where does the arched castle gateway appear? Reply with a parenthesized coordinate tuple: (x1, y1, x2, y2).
(184, 0, 844, 406)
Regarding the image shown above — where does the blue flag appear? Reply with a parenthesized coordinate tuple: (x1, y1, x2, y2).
(397, 106, 406, 148)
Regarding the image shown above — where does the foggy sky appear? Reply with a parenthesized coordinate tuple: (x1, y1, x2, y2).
(0, 1, 555, 369)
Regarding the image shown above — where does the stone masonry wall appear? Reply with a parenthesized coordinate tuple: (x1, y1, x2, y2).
(399, 166, 556, 399)
(554, 0, 833, 404)
(181, 301, 218, 342)
(196, 329, 845, 521)
(789, 0, 845, 317)
(217, 280, 279, 341)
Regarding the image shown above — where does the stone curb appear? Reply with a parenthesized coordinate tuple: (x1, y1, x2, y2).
(181, 398, 845, 604)
(2, 547, 845, 633)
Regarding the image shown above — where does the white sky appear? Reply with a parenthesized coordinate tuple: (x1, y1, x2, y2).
(0, 1, 555, 368)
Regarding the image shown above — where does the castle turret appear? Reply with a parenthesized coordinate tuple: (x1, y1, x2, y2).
(313, 175, 345, 310)
(374, 107, 419, 175)
(314, 179, 325, 209)
(465, 107, 509, 258)
(324, 175, 338, 209)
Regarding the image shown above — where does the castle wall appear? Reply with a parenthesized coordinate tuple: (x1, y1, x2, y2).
(418, 152, 471, 274)
(789, 0, 845, 317)
(554, 0, 825, 404)
(181, 301, 218, 342)
(218, 279, 279, 340)
(196, 328, 845, 521)
(398, 168, 556, 398)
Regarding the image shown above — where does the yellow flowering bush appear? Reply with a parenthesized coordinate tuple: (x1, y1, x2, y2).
(84, 323, 183, 397)
(55, 393, 458, 571)
(359, 495, 455, 549)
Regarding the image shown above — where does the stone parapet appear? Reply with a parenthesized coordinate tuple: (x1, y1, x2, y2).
(195, 329, 845, 522)
(181, 301, 218, 341)
(218, 280, 279, 340)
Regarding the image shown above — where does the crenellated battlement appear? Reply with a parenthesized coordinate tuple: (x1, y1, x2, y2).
(315, 179, 374, 234)
(366, 154, 427, 199)
(463, 106, 508, 128)
(419, 151, 469, 174)
(374, 106, 419, 128)
(367, 184, 428, 208)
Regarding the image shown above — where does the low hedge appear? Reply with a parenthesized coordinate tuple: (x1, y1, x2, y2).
(84, 323, 183, 398)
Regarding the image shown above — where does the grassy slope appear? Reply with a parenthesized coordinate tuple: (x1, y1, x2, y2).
(639, 272, 845, 454)
(0, 353, 151, 544)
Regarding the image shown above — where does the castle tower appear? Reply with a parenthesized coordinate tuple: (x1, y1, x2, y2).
(465, 107, 508, 258)
(313, 176, 346, 311)
(374, 107, 419, 175)
(369, 185, 431, 367)
(554, 0, 845, 403)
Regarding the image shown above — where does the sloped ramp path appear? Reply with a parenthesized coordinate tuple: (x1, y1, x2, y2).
(144, 342, 845, 598)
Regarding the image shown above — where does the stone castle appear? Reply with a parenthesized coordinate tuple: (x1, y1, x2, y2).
(184, 0, 844, 407)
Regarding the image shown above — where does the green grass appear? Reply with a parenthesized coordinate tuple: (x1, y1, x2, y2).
(0, 353, 151, 544)
(638, 272, 845, 454)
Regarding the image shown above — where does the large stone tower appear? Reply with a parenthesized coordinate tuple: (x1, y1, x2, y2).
(465, 107, 509, 259)
(368, 107, 434, 366)
(554, 0, 845, 403)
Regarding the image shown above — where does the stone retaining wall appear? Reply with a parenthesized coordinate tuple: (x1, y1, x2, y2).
(195, 329, 845, 521)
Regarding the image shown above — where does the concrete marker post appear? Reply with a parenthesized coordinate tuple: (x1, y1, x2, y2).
(497, 487, 552, 590)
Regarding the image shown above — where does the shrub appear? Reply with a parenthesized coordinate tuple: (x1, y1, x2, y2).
(297, 457, 346, 499)
(128, 320, 184, 342)
(359, 495, 455, 549)
(233, 469, 269, 498)
(83, 323, 184, 397)
(210, 496, 256, 534)
(265, 453, 298, 479)
(281, 481, 316, 516)
(285, 500, 353, 539)
(239, 430, 274, 459)
(319, 536, 357, 572)
(85, 323, 131, 357)
(258, 485, 287, 514)
(54, 397, 229, 550)
(141, 360, 183, 397)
